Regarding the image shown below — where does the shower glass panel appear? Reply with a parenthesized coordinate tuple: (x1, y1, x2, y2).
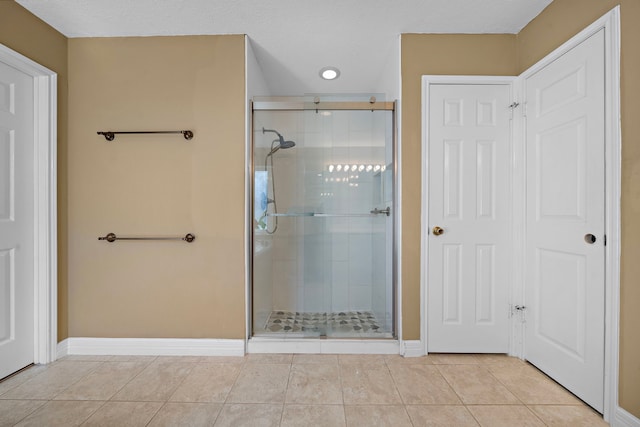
(252, 99, 394, 339)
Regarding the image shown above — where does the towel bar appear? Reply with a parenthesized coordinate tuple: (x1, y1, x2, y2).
(97, 130, 193, 141)
(98, 233, 195, 243)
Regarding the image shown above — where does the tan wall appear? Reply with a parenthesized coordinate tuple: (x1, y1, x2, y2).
(400, 34, 517, 339)
(517, 0, 640, 417)
(67, 36, 246, 338)
(0, 2, 69, 341)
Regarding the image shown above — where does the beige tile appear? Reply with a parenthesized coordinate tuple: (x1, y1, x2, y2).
(59, 355, 114, 362)
(281, 404, 345, 427)
(106, 356, 157, 363)
(213, 403, 282, 427)
(169, 363, 241, 403)
(530, 405, 609, 426)
(385, 354, 433, 365)
(406, 405, 479, 426)
(341, 363, 402, 404)
(292, 354, 339, 364)
(338, 354, 386, 366)
(227, 364, 290, 403)
(489, 364, 581, 405)
(148, 402, 222, 427)
(0, 400, 47, 426)
(428, 354, 482, 365)
(0, 365, 49, 396)
(467, 405, 545, 427)
(388, 364, 461, 404)
(437, 365, 519, 404)
(82, 401, 162, 426)
(246, 353, 293, 364)
(15, 400, 103, 427)
(285, 364, 342, 404)
(198, 356, 246, 364)
(1, 361, 101, 400)
(344, 405, 412, 427)
(475, 354, 526, 366)
(155, 356, 206, 363)
(111, 361, 193, 402)
(54, 361, 148, 401)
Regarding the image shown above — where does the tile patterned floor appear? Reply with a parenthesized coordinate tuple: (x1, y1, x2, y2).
(263, 310, 384, 335)
(0, 353, 609, 426)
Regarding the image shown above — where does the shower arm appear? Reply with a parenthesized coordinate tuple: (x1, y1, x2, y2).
(262, 127, 283, 138)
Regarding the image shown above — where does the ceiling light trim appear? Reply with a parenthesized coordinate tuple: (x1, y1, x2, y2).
(320, 66, 341, 80)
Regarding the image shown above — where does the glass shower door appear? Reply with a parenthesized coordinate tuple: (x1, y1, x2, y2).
(299, 108, 394, 338)
(252, 101, 394, 339)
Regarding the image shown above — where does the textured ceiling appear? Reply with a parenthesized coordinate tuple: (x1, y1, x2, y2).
(16, 0, 553, 96)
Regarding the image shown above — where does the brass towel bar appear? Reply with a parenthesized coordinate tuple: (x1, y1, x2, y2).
(98, 233, 196, 243)
(97, 130, 194, 141)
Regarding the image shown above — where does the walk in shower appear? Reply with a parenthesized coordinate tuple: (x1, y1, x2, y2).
(251, 97, 396, 339)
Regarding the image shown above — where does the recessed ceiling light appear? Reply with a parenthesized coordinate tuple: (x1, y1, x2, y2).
(320, 67, 340, 80)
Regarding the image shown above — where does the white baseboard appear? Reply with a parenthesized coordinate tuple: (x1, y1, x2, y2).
(401, 340, 425, 357)
(57, 339, 69, 359)
(57, 337, 245, 357)
(247, 338, 399, 354)
(614, 407, 640, 427)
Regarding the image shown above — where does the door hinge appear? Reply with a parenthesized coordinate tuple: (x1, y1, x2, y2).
(508, 102, 519, 119)
(604, 234, 607, 246)
(516, 101, 527, 117)
(511, 305, 527, 322)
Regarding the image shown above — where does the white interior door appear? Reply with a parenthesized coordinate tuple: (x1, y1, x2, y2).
(427, 83, 511, 353)
(0, 61, 35, 379)
(524, 29, 605, 412)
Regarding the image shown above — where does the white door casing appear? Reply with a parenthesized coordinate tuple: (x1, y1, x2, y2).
(0, 61, 35, 379)
(0, 44, 57, 369)
(524, 29, 606, 413)
(426, 82, 512, 353)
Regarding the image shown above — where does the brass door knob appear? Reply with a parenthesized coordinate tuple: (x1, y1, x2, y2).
(432, 226, 444, 236)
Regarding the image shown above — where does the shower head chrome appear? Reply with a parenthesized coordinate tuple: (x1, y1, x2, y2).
(279, 139, 296, 149)
(263, 127, 296, 154)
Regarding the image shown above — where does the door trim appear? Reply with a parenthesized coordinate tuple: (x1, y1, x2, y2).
(0, 44, 57, 365)
(420, 75, 517, 355)
(516, 7, 621, 421)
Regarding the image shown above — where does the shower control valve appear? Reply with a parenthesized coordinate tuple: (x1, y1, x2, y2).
(370, 207, 391, 216)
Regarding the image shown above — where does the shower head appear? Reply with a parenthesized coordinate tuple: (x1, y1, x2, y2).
(279, 139, 296, 149)
(263, 127, 296, 154)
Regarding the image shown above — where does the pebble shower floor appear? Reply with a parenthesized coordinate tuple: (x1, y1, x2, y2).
(263, 311, 383, 335)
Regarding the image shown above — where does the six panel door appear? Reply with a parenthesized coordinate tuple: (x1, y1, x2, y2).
(427, 83, 512, 353)
(0, 61, 35, 379)
(524, 29, 606, 412)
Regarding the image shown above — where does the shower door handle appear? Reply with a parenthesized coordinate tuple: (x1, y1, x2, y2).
(370, 207, 391, 216)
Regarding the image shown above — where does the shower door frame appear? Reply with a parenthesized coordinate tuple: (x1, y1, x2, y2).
(248, 98, 398, 349)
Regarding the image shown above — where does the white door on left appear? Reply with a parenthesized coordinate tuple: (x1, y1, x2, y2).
(0, 61, 35, 379)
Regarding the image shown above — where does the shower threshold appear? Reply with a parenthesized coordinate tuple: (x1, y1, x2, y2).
(248, 333, 399, 354)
